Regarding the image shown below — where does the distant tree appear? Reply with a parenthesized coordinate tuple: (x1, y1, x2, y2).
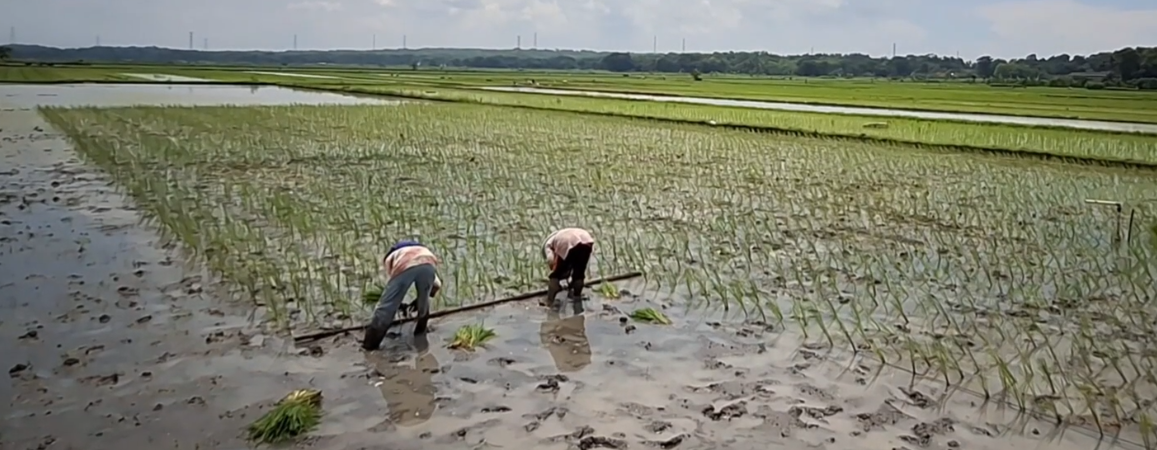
(975, 56, 995, 79)
(0, 46, 11, 61)
(690, 69, 702, 81)
(1111, 47, 1141, 80)
(598, 52, 635, 72)
(410, 61, 420, 70)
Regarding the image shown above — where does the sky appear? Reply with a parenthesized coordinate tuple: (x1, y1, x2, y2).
(4, 0, 1156, 60)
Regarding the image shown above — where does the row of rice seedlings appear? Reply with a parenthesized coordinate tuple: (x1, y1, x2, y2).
(43, 102, 1157, 442)
(346, 85, 1157, 165)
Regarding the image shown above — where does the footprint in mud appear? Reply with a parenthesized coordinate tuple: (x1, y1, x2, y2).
(79, 373, 120, 387)
(547, 425, 627, 450)
(702, 400, 747, 421)
(756, 405, 815, 437)
(899, 387, 936, 408)
(536, 374, 569, 393)
(522, 406, 569, 432)
(795, 383, 836, 401)
(900, 418, 956, 447)
(855, 402, 913, 432)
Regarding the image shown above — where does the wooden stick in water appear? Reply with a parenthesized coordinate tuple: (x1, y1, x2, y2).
(293, 271, 643, 344)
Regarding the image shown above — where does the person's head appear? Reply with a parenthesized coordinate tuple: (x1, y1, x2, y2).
(387, 240, 423, 258)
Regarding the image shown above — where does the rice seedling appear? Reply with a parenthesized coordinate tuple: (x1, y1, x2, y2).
(448, 323, 497, 351)
(362, 285, 384, 305)
(40, 100, 1157, 443)
(596, 281, 621, 299)
(246, 389, 323, 445)
(339, 85, 1157, 165)
(630, 307, 672, 325)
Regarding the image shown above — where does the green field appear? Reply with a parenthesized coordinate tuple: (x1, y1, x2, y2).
(6, 64, 1157, 167)
(40, 102, 1157, 437)
(6, 64, 1157, 124)
(5, 56, 1157, 443)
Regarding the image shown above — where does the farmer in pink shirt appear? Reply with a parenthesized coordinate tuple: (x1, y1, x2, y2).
(543, 228, 595, 304)
(363, 240, 442, 351)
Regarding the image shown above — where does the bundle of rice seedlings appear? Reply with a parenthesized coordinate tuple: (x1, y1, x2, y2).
(361, 285, 417, 317)
(362, 285, 384, 305)
(630, 307, 671, 325)
(246, 389, 323, 445)
(596, 282, 621, 299)
(448, 323, 497, 351)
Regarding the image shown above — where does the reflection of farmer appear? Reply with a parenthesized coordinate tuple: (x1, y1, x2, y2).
(543, 227, 595, 305)
(539, 301, 592, 373)
(363, 240, 442, 351)
(374, 334, 440, 426)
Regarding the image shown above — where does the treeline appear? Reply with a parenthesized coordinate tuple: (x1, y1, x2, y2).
(5, 43, 1157, 87)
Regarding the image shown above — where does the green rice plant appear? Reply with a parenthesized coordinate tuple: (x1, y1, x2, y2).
(39, 99, 1157, 442)
(362, 284, 384, 305)
(448, 323, 497, 351)
(246, 389, 323, 445)
(596, 281, 621, 299)
(630, 307, 672, 325)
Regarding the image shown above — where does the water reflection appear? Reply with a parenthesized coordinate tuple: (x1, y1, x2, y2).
(0, 84, 395, 108)
(539, 300, 592, 373)
(372, 334, 439, 426)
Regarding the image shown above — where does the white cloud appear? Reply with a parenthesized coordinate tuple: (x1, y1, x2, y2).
(976, 0, 1157, 57)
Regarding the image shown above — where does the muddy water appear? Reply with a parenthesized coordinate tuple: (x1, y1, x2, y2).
(0, 84, 389, 108)
(484, 86, 1157, 134)
(0, 108, 1144, 450)
(121, 73, 213, 83)
(246, 71, 341, 80)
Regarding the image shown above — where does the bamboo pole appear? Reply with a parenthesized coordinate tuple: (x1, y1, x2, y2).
(293, 271, 643, 344)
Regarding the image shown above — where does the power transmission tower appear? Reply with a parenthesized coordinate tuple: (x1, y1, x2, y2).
(372, 34, 376, 50)
(294, 34, 298, 50)
(203, 38, 208, 50)
(653, 35, 657, 53)
(189, 31, 193, 49)
(681, 38, 685, 52)
(8, 26, 14, 44)
(402, 35, 406, 49)
(517, 35, 521, 49)
(95, 35, 101, 47)
(533, 33, 537, 48)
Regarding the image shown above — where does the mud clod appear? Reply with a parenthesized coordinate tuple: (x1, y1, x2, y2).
(579, 435, 628, 450)
(9, 363, 30, 376)
(702, 400, 747, 421)
(645, 433, 687, 449)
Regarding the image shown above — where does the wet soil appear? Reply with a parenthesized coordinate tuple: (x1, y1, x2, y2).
(1, 108, 1144, 450)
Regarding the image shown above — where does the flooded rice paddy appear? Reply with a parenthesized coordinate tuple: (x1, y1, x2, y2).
(0, 83, 389, 108)
(486, 86, 1157, 134)
(120, 73, 213, 83)
(2, 90, 1155, 450)
(245, 71, 341, 79)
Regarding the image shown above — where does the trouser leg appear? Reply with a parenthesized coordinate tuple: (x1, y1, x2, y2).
(567, 244, 592, 299)
(411, 264, 436, 335)
(545, 278, 563, 306)
(363, 266, 417, 351)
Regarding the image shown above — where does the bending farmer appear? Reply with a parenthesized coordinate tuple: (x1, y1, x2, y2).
(363, 240, 442, 351)
(543, 227, 595, 304)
